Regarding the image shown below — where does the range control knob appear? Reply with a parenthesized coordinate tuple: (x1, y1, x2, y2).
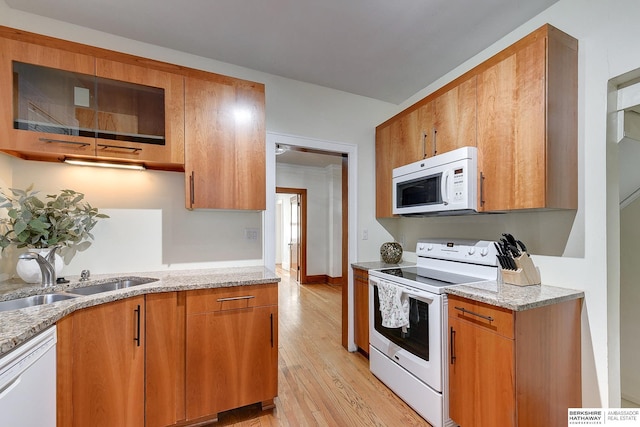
(417, 244, 426, 252)
(468, 247, 476, 255)
(480, 247, 489, 256)
(427, 244, 434, 251)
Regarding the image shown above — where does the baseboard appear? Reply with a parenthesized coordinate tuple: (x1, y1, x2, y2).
(622, 392, 640, 406)
(304, 275, 343, 285)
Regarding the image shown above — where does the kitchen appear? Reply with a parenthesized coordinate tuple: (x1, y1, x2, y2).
(0, 0, 638, 426)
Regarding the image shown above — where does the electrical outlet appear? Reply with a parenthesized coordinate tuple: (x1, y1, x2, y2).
(245, 228, 259, 241)
(363, 229, 368, 240)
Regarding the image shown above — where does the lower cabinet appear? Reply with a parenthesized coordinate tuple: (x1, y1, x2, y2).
(185, 284, 278, 422)
(57, 284, 278, 426)
(353, 267, 369, 354)
(57, 296, 145, 427)
(448, 295, 582, 427)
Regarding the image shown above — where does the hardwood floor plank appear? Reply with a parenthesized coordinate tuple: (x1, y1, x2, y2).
(212, 268, 431, 426)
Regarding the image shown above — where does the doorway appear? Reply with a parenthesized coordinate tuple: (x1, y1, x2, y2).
(276, 188, 307, 283)
(265, 132, 356, 351)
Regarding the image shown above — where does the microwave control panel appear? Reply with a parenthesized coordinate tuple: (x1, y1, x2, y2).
(452, 167, 465, 202)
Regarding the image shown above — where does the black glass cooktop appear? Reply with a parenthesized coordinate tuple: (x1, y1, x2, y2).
(377, 266, 484, 288)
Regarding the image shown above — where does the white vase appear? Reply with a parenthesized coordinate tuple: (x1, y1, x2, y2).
(16, 248, 64, 284)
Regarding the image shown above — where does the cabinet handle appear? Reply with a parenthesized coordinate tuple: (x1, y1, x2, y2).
(189, 171, 195, 208)
(39, 137, 91, 148)
(97, 144, 141, 154)
(450, 327, 456, 365)
(432, 128, 437, 156)
(216, 295, 256, 302)
(422, 131, 428, 159)
(480, 172, 486, 207)
(134, 304, 141, 347)
(455, 306, 494, 323)
(270, 313, 274, 348)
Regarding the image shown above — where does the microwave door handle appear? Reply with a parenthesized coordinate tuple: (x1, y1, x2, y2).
(441, 170, 450, 205)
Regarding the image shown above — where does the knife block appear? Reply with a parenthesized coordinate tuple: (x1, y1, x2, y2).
(500, 254, 541, 286)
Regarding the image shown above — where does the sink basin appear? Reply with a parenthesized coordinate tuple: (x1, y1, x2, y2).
(67, 278, 158, 296)
(0, 293, 77, 312)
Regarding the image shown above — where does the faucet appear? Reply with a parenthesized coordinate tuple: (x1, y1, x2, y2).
(18, 245, 61, 287)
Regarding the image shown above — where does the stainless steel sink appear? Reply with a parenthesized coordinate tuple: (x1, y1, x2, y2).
(67, 277, 158, 296)
(0, 293, 77, 312)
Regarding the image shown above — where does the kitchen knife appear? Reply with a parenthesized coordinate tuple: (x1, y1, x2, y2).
(516, 239, 529, 256)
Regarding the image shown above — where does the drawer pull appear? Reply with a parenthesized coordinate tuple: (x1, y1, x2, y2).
(134, 304, 141, 347)
(217, 295, 256, 303)
(97, 143, 141, 154)
(450, 327, 456, 365)
(455, 306, 494, 323)
(39, 137, 91, 147)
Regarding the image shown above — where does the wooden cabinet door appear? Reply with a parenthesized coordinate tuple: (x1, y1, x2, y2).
(185, 76, 266, 210)
(449, 316, 516, 427)
(145, 292, 186, 427)
(375, 104, 429, 217)
(57, 296, 145, 427)
(0, 37, 97, 157)
(353, 268, 369, 353)
(477, 38, 546, 211)
(95, 59, 185, 168)
(186, 304, 278, 420)
(434, 76, 477, 155)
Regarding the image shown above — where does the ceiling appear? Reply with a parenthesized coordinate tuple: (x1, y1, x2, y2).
(5, 0, 558, 104)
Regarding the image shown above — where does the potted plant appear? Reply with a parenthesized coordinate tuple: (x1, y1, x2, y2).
(0, 185, 108, 282)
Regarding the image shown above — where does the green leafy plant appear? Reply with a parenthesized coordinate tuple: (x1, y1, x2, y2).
(0, 185, 108, 262)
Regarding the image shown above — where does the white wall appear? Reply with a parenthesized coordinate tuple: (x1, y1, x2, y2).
(328, 164, 343, 278)
(619, 197, 640, 404)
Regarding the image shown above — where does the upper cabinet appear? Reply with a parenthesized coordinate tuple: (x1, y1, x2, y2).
(0, 35, 185, 170)
(185, 76, 266, 210)
(375, 24, 577, 217)
(0, 26, 267, 211)
(375, 76, 477, 218)
(0, 37, 97, 158)
(477, 25, 578, 212)
(92, 59, 185, 167)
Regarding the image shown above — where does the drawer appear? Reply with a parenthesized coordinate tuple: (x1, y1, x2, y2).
(448, 295, 514, 339)
(187, 283, 278, 314)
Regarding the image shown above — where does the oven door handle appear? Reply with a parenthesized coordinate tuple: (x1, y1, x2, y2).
(370, 279, 435, 303)
(402, 289, 434, 303)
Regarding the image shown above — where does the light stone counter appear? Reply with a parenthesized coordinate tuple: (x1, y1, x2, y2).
(0, 266, 280, 357)
(351, 261, 414, 270)
(445, 280, 584, 311)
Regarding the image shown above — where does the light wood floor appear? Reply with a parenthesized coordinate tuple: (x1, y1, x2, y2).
(212, 267, 431, 426)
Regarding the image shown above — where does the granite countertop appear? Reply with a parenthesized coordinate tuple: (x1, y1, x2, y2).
(351, 260, 583, 311)
(0, 266, 280, 357)
(445, 280, 584, 311)
(351, 261, 414, 270)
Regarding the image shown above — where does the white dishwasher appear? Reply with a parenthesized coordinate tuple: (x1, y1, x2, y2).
(0, 325, 56, 427)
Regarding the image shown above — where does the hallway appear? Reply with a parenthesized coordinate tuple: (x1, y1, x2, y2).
(214, 267, 430, 426)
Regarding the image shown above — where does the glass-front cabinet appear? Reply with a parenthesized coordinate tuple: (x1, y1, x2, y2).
(0, 37, 184, 169)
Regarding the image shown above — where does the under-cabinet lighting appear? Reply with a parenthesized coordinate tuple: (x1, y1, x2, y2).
(64, 159, 146, 171)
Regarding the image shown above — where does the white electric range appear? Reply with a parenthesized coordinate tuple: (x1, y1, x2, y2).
(368, 239, 499, 427)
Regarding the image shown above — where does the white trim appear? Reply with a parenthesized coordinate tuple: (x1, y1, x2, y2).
(263, 131, 358, 352)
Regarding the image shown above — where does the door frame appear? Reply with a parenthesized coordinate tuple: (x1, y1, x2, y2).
(276, 187, 307, 284)
(264, 131, 358, 351)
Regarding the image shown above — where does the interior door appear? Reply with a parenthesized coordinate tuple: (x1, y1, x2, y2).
(289, 194, 300, 281)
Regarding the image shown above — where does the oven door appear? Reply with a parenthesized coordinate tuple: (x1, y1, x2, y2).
(369, 276, 444, 392)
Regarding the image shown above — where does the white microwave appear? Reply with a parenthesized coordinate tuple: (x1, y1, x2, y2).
(392, 146, 478, 216)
